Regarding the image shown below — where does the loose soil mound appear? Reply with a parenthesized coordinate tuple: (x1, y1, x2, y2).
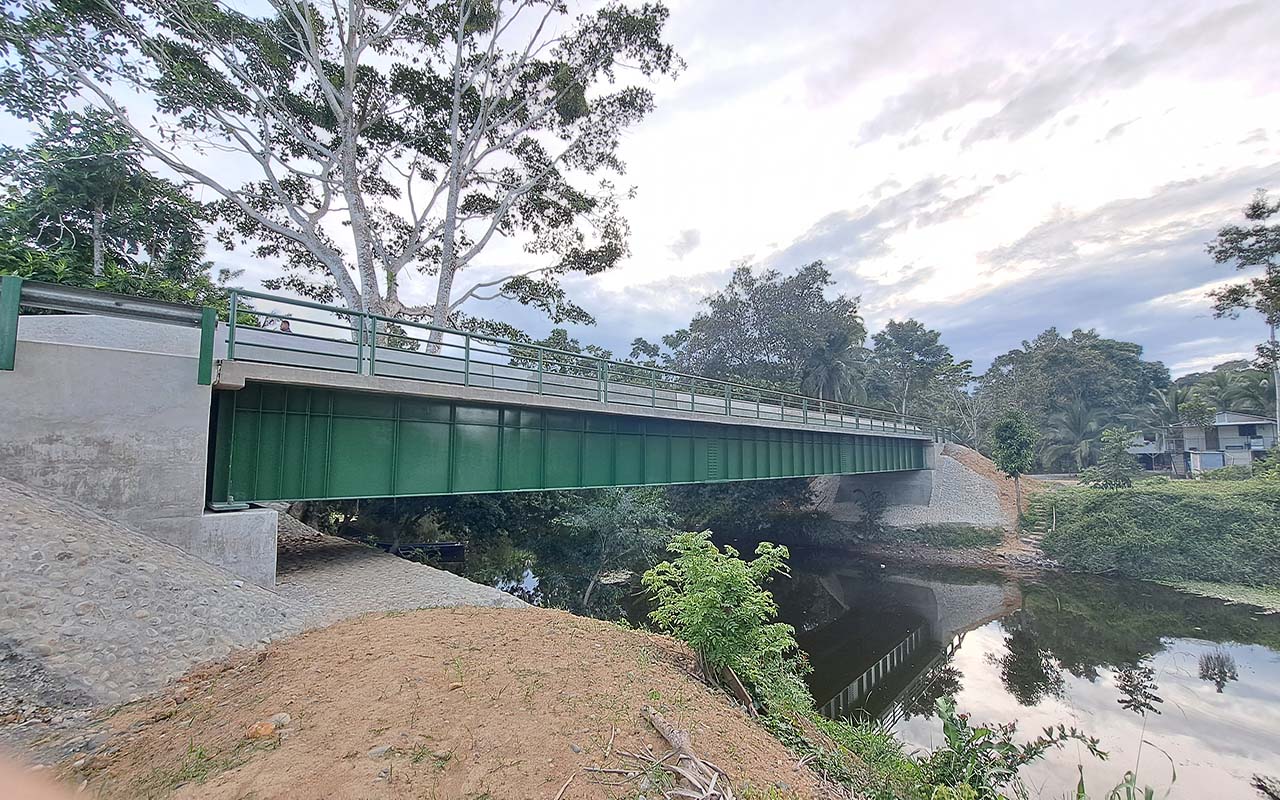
(69, 608, 826, 799)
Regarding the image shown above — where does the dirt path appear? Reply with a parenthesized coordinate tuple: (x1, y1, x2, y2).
(67, 608, 828, 799)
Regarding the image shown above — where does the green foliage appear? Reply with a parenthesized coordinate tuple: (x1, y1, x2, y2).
(2, 0, 680, 324)
(1079, 427, 1140, 490)
(0, 110, 234, 309)
(556, 487, 675, 609)
(991, 410, 1036, 480)
(891, 525, 1004, 549)
(665, 478, 825, 539)
(1177, 397, 1215, 429)
(638, 261, 867, 394)
(976, 328, 1170, 469)
(917, 698, 1105, 800)
(1207, 190, 1280, 366)
(867, 319, 973, 420)
(642, 531, 800, 699)
(1200, 464, 1253, 481)
(1033, 480, 1280, 585)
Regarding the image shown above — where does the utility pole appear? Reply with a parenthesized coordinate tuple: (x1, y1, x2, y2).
(1271, 322, 1279, 436)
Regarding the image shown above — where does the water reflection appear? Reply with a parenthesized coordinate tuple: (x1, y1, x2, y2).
(771, 556, 1280, 800)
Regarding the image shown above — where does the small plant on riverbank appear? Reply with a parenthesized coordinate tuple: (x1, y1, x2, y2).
(645, 532, 1113, 800)
(918, 698, 1105, 800)
(642, 531, 806, 706)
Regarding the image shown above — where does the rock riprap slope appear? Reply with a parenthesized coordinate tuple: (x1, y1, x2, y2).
(0, 477, 303, 718)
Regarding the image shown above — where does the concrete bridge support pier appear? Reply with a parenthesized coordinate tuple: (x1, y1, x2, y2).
(0, 315, 278, 586)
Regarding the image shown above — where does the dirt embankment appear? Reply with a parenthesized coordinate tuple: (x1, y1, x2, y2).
(942, 444, 1050, 526)
(858, 444, 1055, 575)
(65, 608, 828, 799)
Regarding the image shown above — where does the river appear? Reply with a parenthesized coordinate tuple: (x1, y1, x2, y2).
(447, 542, 1280, 798)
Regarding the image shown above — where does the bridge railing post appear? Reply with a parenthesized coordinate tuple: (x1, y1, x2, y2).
(724, 383, 731, 416)
(226, 291, 238, 361)
(197, 306, 216, 386)
(368, 316, 378, 376)
(354, 310, 364, 375)
(463, 334, 471, 386)
(536, 349, 544, 394)
(0, 275, 22, 372)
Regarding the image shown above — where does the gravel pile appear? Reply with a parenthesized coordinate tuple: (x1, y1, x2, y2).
(881, 452, 1009, 529)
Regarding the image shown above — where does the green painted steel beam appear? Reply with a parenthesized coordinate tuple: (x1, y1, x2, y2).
(209, 382, 930, 504)
(197, 306, 216, 386)
(0, 275, 22, 371)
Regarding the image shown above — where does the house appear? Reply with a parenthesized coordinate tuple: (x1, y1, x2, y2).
(1129, 411, 1278, 475)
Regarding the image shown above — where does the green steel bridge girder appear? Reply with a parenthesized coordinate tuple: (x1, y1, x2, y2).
(209, 382, 930, 504)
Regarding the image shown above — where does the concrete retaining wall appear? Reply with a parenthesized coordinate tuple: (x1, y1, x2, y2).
(0, 315, 277, 586)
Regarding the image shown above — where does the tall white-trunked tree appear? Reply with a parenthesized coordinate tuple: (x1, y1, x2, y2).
(1, 0, 680, 327)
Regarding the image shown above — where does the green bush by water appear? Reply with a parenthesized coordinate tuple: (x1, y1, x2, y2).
(1030, 479, 1280, 585)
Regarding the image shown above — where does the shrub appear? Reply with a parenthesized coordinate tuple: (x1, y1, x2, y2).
(642, 531, 804, 709)
(1034, 479, 1280, 584)
(1200, 464, 1253, 481)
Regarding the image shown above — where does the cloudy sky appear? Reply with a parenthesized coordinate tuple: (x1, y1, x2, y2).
(454, 0, 1280, 376)
(8, 0, 1275, 376)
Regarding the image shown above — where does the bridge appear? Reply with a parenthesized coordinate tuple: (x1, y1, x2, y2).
(0, 277, 943, 585)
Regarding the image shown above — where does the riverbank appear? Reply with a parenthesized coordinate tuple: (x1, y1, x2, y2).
(60, 607, 831, 799)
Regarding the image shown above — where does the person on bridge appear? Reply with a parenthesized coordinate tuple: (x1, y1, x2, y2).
(278, 320, 293, 334)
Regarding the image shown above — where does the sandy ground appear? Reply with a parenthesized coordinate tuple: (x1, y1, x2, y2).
(64, 608, 828, 800)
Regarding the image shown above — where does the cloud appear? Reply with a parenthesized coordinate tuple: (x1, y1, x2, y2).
(848, 1, 1278, 148)
(764, 175, 998, 273)
(981, 162, 1280, 274)
(668, 228, 702, 260)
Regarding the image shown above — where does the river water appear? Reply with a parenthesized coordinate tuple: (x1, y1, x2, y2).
(454, 544, 1280, 798)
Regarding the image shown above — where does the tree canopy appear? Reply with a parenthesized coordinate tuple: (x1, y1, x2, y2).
(1, 0, 681, 326)
(0, 109, 229, 306)
(634, 261, 867, 392)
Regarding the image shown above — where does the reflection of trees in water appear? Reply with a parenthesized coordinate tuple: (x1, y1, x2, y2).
(988, 610, 1065, 706)
(1114, 663, 1163, 715)
(1018, 576, 1280, 682)
(1199, 649, 1240, 693)
(900, 653, 963, 720)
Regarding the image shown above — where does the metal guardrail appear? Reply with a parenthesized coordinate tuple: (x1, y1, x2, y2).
(225, 288, 943, 439)
(0, 276, 218, 384)
(0, 278, 947, 440)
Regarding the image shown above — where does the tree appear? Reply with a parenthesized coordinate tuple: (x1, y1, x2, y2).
(2, 0, 680, 329)
(1079, 426, 1139, 490)
(557, 487, 674, 608)
(1207, 190, 1280, 432)
(0, 110, 235, 306)
(640, 261, 866, 390)
(976, 328, 1170, 466)
(1040, 400, 1105, 473)
(991, 409, 1036, 522)
(1179, 396, 1215, 433)
(866, 319, 971, 420)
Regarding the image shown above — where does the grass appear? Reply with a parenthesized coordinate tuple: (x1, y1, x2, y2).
(891, 524, 1005, 549)
(1159, 579, 1280, 613)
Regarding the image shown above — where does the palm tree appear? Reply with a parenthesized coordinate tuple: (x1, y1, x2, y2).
(802, 330, 866, 403)
(1146, 385, 1191, 429)
(1232, 370, 1273, 415)
(1197, 371, 1247, 412)
(1041, 400, 1107, 472)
